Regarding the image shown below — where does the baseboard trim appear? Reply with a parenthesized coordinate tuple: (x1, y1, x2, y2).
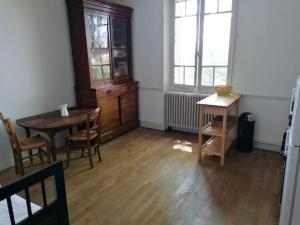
(254, 141, 281, 152)
(140, 120, 165, 131)
(0, 159, 14, 171)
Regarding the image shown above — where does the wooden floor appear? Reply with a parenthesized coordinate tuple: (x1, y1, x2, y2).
(0, 128, 282, 225)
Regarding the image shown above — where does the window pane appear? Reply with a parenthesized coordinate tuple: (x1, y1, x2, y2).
(175, 16, 197, 66)
(214, 67, 228, 85)
(112, 19, 127, 30)
(175, 67, 184, 84)
(113, 49, 127, 58)
(204, 0, 218, 14)
(175, 1, 186, 17)
(91, 49, 110, 65)
(114, 61, 128, 76)
(88, 15, 108, 49)
(113, 30, 127, 43)
(184, 67, 195, 86)
(201, 67, 214, 86)
(219, 0, 232, 12)
(92, 66, 102, 80)
(92, 65, 110, 80)
(202, 13, 232, 66)
(186, 0, 198, 16)
(102, 65, 111, 78)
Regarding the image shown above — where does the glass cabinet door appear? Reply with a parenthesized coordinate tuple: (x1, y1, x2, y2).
(87, 14, 111, 81)
(111, 18, 129, 78)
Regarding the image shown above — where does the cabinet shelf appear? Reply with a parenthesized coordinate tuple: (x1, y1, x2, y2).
(202, 136, 233, 156)
(92, 48, 109, 50)
(202, 120, 236, 137)
(113, 46, 127, 50)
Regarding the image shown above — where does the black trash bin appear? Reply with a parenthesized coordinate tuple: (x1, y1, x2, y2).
(236, 112, 255, 153)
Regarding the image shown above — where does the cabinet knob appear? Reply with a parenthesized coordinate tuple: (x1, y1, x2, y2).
(107, 90, 112, 95)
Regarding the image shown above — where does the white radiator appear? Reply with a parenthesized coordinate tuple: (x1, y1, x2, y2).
(166, 92, 213, 133)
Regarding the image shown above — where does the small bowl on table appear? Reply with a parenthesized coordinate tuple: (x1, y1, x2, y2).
(214, 85, 233, 96)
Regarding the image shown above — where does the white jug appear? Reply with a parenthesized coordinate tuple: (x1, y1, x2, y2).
(58, 104, 69, 117)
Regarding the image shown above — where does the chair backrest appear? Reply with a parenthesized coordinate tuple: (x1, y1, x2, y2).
(86, 107, 102, 139)
(0, 112, 21, 157)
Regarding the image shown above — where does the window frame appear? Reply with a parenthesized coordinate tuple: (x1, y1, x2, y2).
(170, 0, 238, 94)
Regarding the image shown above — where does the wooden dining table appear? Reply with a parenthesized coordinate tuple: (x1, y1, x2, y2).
(16, 108, 92, 161)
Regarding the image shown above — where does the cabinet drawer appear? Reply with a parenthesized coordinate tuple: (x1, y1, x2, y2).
(119, 83, 138, 95)
(97, 86, 119, 98)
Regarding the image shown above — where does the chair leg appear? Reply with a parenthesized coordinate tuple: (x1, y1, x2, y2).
(29, 150, 33, 164)
(16, 152, 24, 176)
(38, 148, 44, 163)
(87, 145, 93, 169)
(96, 145, 102, 162)
(45, 144, 52, 164)
(19, 159, 24, 176)
(65, 138, 70, 168)
(14, 157, 19, 174)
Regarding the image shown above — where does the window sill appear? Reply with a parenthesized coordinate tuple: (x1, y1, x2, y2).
(168, 84, 215, 95)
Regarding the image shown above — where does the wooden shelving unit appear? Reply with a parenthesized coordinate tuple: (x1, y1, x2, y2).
(197, 94, 241, 166)
(202, 120, 236, 137)
(202, 136, 233, 156)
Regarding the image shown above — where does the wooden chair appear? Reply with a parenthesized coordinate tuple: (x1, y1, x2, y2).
(0, 112, 52, 176)
(65, 108, 102, 169)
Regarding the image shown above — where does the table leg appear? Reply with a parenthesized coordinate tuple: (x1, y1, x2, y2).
(221, 112, 228, 166)
(25, 128, 33, 164)
(48, 131, 57, 161)
(198, 106, 204, 162)
(235, 102, 240, 142)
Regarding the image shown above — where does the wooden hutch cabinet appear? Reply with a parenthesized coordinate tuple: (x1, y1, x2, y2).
(66, 0, 138, 142)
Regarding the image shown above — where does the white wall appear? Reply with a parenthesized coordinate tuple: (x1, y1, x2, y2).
(132, 0, 165, 130)
(233, 0, 300, 97)
(0, 0, 75, 170)
(232, 0, 300, 149)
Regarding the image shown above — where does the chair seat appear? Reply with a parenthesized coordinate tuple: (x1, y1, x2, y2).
(19, 135, 49, 151)
(68, 130, 98, 141)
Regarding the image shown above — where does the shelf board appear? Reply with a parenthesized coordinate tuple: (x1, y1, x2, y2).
(113, 47, 127, 49)
(92, 48, 109, 51)
(202, 120, 236, 137)
(201, 136, 233, 156)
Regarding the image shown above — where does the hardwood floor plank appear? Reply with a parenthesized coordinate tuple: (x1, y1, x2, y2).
(0, 128, 282, 225)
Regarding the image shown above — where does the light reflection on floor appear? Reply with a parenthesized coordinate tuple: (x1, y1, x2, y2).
(173, 140, 193, 152)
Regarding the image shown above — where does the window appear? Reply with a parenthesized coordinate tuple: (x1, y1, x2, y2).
(173, 0, 235, 90)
